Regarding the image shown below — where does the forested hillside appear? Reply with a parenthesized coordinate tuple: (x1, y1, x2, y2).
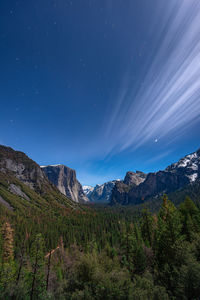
(1, 194, 200, 299)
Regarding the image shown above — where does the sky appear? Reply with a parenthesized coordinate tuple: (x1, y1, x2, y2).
(0, 0, 200, 186)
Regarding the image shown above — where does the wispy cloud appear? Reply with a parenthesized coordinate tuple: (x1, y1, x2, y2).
(103, 0, 200, 154)
(145, 150, 173, 166)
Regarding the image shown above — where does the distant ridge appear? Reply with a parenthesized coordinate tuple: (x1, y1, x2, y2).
(111, 148, 200, 205)
(84, 180, 121, 203)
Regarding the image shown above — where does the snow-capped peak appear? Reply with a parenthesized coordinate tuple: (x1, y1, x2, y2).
(83, 185, 94, 195)
(166, 150, 199, 184)
(40, 164, 62, 168)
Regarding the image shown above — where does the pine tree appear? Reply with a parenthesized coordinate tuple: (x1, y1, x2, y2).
(140, 209, 153, 247)
(121, 223, 146, 275)
(180, 196, 199, 216)
(155, 195, 182, 266)
(29, 233, 45, 300)
(180, 197, 200, 240)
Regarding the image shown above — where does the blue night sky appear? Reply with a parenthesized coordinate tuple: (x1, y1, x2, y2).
(1, 0, 200, 186)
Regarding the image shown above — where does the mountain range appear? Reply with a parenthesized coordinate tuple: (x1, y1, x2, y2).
(111, 148, 200, 205)
(0, 145, 200, 210)
(83, 180, 120, 203)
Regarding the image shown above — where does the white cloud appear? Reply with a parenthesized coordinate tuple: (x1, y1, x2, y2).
(103, 0, 200, 155)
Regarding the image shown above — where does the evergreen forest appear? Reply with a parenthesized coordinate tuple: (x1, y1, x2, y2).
(1, 195, 200, 299)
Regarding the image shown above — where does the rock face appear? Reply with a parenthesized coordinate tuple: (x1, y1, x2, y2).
(85, 180, 121, 203)
(83, 172, 147, 203)
(110, 149, 200, 205)
(9, 183, 30, 201)
(41, 165, 88, 203)
(111, 171, 147, 205)
(83, 186, 94, 197)
(0, 145, 48, 192)
(0, 145, 76, 211)
(124, 171, 147, 186)
(0, 195, 13, 211)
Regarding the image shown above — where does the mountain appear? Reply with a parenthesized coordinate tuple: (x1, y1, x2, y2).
(85, 180, 121, 203)
(41, 165, 89, 203)
(123, 171, 147, 186)
(0, 145, 77, 213)
(84, 172, 147, 203)
(0, 145, 47, 192)
(111, 149, 200, 205)
(83, 185, 94, 197)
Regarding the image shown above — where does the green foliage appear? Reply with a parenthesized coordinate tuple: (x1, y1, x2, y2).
(29, 233, 46, 300)
(120, 223, 148, 280)
(154, 196, 182, 266)
(62, 250, 133, 300)
(0, 192, 200, 299)
(180, 196, 199, 215)
(178, 259, 200, 299)
(132, 273, 169, 300)
(140, 209, 154, 247)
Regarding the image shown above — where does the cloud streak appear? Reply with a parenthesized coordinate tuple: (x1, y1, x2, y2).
(104, 0, 200, 154)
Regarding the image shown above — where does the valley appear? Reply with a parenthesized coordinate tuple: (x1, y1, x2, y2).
(0, 145, 200, 299)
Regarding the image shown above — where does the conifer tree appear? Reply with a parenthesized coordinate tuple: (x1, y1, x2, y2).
(155, 195, 182, 266)
(140, 209, 153, 246)
(180, 197, 200, 240)
(29, 233, 45, 300)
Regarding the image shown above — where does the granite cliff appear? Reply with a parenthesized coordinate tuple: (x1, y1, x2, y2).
(41, 165, 88, 203)
(0, 145, 76, 212)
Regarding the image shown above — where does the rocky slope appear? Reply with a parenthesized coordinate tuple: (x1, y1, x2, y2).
(0, 145, 76, 212)
(111, 149, 200, 205)
(83, 185, 94, 197)
(111, 171, 147, 205)
(84, 180, 121, 203)
(123, 171, 147, 186)
(41, 165, 88, 203)
(0, 145, 47, 192)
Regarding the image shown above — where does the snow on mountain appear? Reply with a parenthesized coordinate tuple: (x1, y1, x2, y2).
(83, 185, 94, 196)
(111, 148, 200, 206)
(41, 164, 61, 168)
(86, 180, 121, 203)
(166, 150, 200, 183)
